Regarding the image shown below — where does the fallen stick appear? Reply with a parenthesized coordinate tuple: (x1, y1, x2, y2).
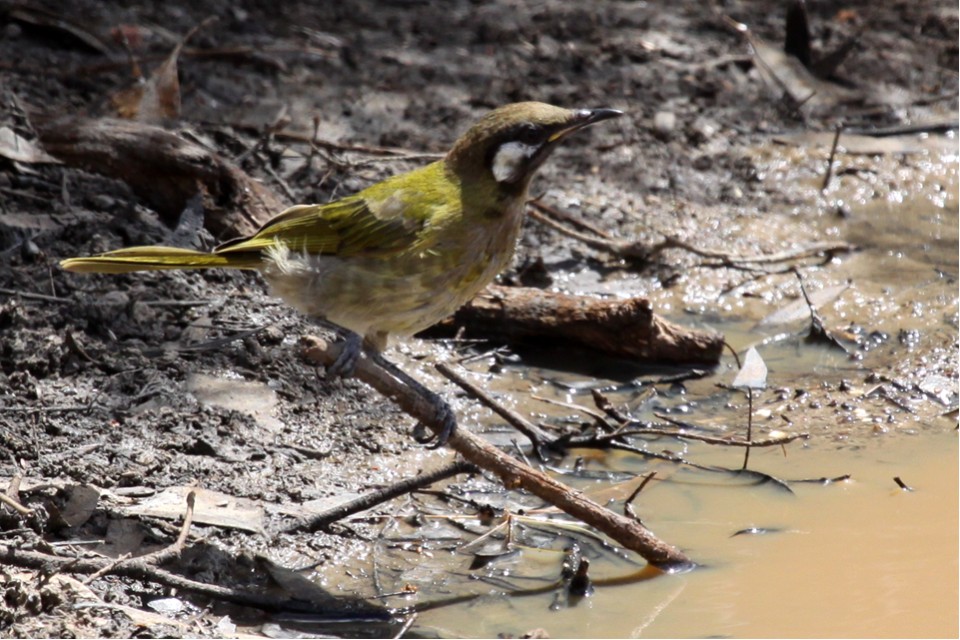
(0, 544, 352, 615)
(35, 117, 282, 239)
(427, 285, 723, 366)
(528, 201, 857, 269)
(279, 460, 476, 534)
(300, 335, 693, 570)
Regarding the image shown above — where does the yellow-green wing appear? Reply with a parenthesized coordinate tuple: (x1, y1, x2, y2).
(215, 163, 454, 259)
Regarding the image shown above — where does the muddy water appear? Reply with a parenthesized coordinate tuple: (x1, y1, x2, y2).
(311, 146, 958, 637)
(415, 431, 957, 639)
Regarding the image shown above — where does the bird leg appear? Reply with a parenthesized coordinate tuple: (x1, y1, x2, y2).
(366, 349, 457, 449)
(310, 319, 457, 448)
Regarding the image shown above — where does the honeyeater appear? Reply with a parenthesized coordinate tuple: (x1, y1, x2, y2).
(61, 101, 622, 444)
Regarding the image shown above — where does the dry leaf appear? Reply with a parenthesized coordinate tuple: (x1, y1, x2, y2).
(757, 283, 850, 327)
(124, 486, 264, 533)
(0, 126, 62, 164)
(112, 17, 216, 123)
(732, 347, 768, 390)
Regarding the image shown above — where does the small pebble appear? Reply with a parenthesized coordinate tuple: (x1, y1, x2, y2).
(653, 111, 676, 138)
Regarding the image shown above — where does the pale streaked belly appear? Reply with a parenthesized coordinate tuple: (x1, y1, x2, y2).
(260, 226, 519, 344)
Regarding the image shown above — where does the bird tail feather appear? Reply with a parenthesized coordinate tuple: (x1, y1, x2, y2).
(60, 246, 262, 274)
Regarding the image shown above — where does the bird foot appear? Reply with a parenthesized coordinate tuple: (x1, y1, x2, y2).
(368, 350, 457, 448)
(413, 398, 457, 449)
(326, 331, 363, 378)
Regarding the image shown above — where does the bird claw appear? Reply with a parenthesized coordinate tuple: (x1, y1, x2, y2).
(434, 403, 457, 447)
(326, 332, 362, 378)
(414, 399, 457, 449)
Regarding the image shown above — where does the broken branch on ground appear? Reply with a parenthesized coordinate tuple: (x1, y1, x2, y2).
(426, 284, 724, 366)
(35, 117, 281, 239)
(529, 199, 857, 269)
(300, 335, 693, 570)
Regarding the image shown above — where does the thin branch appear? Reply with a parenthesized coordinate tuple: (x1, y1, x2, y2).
(528, 198, 613, 240)
(821, 123, 844, 192)
(0, 545, 341, 614)
(0, 491, 33, 516)
(436, 364, 555, 453)
(278, 460, 477, 534)
(525, 204, 856, 268)
(84, 490, 196, 586)
(0, 287, 69, 304)
(596, 425, 809, 448)
(624, 472, 658, 523)
(530, 394, 616, 433)
(300, 336, 693, 570)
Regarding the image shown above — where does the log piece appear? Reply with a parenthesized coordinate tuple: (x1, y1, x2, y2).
(36, 117, 281, 239)
(427, 284, 724, 365)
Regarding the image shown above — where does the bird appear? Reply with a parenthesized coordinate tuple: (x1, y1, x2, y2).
(61, 101, 623, 445)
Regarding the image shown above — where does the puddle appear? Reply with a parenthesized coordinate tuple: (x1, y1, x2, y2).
(300, 146, 958, 637)
(413, 431, 957, 639)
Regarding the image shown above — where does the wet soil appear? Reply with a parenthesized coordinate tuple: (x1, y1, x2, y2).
(0, 0, 957, 637)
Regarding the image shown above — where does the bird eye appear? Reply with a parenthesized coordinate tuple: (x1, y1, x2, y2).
(515, 124, 542, 145)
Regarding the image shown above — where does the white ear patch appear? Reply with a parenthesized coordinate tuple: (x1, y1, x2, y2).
(491, 141, 539, 183)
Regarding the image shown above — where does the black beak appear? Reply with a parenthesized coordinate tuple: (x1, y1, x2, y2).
(549, 108, 624, 142)
(577, 108, 625, 124)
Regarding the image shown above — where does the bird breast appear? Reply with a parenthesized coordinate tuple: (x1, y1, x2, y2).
(260, 198, 526, 344)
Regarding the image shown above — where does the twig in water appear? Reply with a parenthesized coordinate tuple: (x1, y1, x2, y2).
(822, 122, 845, 192)
(624, 472, 657, 522)
(742, 388, 754, 470)
(602, 423, 809, 448)
(299, 335, 693, 569)
(530, 394, 616, 433)
(795, 270, 850, 353)
(591, 389, 631, 425)
(436, 363, 555, 454)
(893, 476, 914, 492)
(393, 613, 418, 639)
(525, 201, 856, 269)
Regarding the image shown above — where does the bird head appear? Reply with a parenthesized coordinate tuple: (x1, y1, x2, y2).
(446, 102, 623, 193)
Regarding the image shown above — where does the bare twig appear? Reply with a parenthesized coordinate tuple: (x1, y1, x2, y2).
(526, 202, 856, 269)
(591, 390, 631, 425)
(84, 490, 196, 585)
(599, 425, 809, 448)
(0, 491, 33, 516)
(624, 472, 657, 522)
(528, 198, 613, 240)
(0, 544, 340, 614)
(436, 364, 554, 452)
(893, 476, 913, 491)
(0, 405, 90, 414)
(0, 287, 69, 304)
(821, 123, 844, 192)
(649, 237, 856, 266)
(279, 460, 477, 534)
(393, 613, 418, 639)
(530, 394, 616, 433)
(300, 336, 693, 569)
(742, 389, 754, 470)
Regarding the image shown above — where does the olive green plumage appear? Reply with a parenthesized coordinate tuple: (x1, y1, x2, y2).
(61, 102, 622, 351)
